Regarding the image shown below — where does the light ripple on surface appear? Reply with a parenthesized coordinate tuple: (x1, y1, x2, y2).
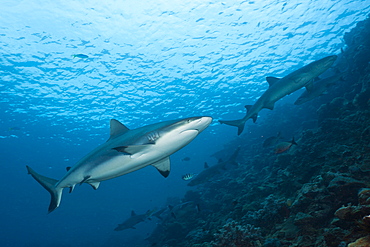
(0, 0, 369, 131)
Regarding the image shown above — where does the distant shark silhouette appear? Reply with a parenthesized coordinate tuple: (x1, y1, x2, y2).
(188, 146, 240, 186)
(27, 116, 212, 213)
(219, 55, 337, 135)
(294, 73, 344, 105)
(114, 210, 151, 231)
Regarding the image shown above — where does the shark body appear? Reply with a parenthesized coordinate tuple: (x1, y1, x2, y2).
(219, 55, 337, 135)
(187, 146, 240, 186)
(27, 116, 212, 213)
(294, 73, 344, 105)
(114, 210, 150, 231)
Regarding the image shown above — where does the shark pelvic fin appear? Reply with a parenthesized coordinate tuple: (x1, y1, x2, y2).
(26, 166, 63, 213)
(108, 119, 130, 142)
(204, 162, 209, 169)
(80, 176, 91, 185)
(266, 76, 280, 87)
(152, 157, 171, 178)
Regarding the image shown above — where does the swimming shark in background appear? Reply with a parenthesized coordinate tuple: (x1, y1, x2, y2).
(26, 116, 212, 213)
(294, 73, 344, 105)
(187, 146, 240, 186)
(219, 55, 338, 135)
(114, 210, 151, 231)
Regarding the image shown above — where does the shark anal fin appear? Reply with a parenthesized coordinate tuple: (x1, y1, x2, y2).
(68, 184, 75, 193)
(152, 157, 171, 178)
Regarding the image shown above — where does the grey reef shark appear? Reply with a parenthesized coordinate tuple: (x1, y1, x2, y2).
(219, 55, 337, 135)
(27, 116, 212, 213)
(294, 73, 345, 105)
(114, 210, 151, 231)
(187, 146, 240, 186)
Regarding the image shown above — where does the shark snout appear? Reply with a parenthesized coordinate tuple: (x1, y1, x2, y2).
(194, 116, 213, 132)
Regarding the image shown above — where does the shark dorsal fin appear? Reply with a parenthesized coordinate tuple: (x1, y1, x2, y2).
(152, 157, 171, 178)
(266, 77, 280, 87)
(108, 119, 130, 141)
(131, 210, 136, 216)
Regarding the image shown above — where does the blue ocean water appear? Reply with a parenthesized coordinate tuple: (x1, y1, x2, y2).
(0, 0, 369, 246)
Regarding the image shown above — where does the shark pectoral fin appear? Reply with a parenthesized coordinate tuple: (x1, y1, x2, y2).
(113, 145, 152, 155)
(87, 181, 100, 190)
(266, 77, 281, 87)
(26, 166, 63, 213)
(305, 81, 314, 93)
(152, 157, 171, 178)
(107, 119, 130, 142)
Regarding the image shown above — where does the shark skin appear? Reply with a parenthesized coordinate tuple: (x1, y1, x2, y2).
(187, 146, 240, 186)
(27, 116, 212, 213)
(294, 73, 344, 105)
(219, 55, 337, 135)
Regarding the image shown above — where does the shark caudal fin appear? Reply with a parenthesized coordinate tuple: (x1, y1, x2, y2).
(218, 118, 246, 135)
(26, 166, 63, 213)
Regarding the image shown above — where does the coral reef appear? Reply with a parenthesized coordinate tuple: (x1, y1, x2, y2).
(145, 16, 370, 247)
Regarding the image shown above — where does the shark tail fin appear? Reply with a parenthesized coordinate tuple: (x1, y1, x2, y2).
(219, 118, 246, 135)
(26, 166, 63, 213)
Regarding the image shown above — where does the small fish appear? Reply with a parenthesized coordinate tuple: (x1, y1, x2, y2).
(274, 137, 297, 154)
(72, 54, 89, 59)
(263, 132, 282, 148)
(182, 157, 190, 161)
(182, 173, 196, 181)
(8, 127, 21, 131)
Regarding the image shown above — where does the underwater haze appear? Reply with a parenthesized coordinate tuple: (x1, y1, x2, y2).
(1, 0, 369, 247)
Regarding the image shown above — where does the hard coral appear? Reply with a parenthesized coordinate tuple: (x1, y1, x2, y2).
(348, 235, 370, 247)
(211, 220, 262, 247)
